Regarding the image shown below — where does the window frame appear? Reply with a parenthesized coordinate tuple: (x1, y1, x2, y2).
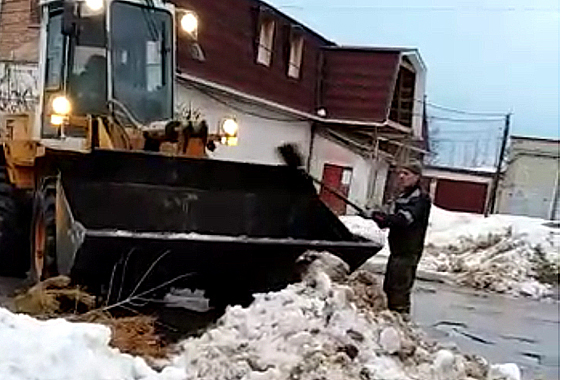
(287, 32, 304, 79)
(256, 18, 275, 67)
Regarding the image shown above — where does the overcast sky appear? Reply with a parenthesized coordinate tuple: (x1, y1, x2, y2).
(269, 0, 560, 140)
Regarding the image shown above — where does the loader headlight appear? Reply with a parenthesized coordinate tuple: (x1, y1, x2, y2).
(52, 96, 71, 115)
(85, 0, 103, 11)
(180, 12, 198, 36)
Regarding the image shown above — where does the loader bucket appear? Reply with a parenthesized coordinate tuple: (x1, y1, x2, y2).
(38, 149, 381, 307)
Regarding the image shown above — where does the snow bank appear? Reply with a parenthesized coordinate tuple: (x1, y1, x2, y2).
(0, 267, 519, 380)
(423, 207, 559, 299)
(165, 269, 502, 380)
(0, 308, 184, 380)
(343, 207, 560, 299)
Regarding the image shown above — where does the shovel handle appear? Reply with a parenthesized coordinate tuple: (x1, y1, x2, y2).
(307, 174, 366, 215)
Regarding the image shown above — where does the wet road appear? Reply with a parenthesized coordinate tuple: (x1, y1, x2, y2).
(412, 280, 560, 380)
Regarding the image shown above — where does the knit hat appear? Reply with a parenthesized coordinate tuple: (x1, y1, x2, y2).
(400, 160, 423, 176)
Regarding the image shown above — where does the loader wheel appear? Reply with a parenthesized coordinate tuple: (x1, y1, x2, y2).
(0, 166, 24, 276)
(29, 181, 57, 282)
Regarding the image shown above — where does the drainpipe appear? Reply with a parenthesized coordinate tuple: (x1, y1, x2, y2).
(308, 49, 324, 173)
(366, 127, 380, 208)
(306, 122, 316, 172)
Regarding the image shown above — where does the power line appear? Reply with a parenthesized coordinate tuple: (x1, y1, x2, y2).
(408, 112, 504, 121)
(428, 116, 504, 123)
(433, 129, 501, 134)
(187, 82, 505, 125)
(427, 102, 506, 117)
(276, 5, 560, 13)
(433, 138, 494, 143)
(415, 98, 506, 116)
(180, 80, 309, 123)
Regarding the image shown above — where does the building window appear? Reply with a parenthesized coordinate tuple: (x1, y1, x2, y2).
(287, 34, 303, 78)
(256, 19, 275, 66)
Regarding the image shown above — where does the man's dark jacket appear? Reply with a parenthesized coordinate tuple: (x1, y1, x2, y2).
(377, 184, 431, 262)
(374, 184, 431, 313)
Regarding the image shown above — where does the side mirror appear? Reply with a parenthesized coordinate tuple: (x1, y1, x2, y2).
(61, 1, 77, 36)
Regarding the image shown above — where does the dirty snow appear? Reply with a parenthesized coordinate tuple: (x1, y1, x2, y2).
(343, 207, 560, 299)
(0, 266, 520, 380)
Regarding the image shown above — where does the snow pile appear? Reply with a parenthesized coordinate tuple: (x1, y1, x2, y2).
(422, 207, 559, 299)
(343, 207, 560, 299)
(0, 264, 521, 380)
(167, 269, 500, 380)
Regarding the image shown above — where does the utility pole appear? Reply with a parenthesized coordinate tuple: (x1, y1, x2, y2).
(485, 113, 511, 216)
(549, 169, 560, 221)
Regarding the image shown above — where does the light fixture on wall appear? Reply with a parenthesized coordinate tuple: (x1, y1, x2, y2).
(177, 9, 205, 61)
(178, 9, 199, 39)
(180, 12, 198, 36)
(220, 117, 238, 146)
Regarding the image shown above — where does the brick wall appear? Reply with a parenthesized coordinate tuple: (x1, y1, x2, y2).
(0, 0, 39, 61)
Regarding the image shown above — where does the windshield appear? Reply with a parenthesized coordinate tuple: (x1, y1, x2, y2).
(111, 1, 173, 124)
(45, 12, 64, 90)
(43, 5, 107, 137)
(68, 10, 107, 117)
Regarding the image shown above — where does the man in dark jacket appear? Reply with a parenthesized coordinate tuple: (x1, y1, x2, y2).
(363, 161, 431, 317)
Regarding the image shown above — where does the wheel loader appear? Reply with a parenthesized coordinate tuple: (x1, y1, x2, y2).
(0, 0, 381, 308)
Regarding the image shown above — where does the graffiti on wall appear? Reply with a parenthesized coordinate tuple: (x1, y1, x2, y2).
(0, 61, 39, 113)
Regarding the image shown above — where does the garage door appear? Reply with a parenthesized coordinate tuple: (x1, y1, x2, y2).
(434, 179, 488, 214)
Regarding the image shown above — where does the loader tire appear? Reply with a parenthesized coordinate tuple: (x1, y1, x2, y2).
(0, 167, 24, 276)
(29, 180, 57, 283)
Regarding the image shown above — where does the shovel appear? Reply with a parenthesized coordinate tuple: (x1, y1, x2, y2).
(277, 143, 368, 215)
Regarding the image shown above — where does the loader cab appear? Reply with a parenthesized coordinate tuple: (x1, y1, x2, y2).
(38, 0, 174, 138)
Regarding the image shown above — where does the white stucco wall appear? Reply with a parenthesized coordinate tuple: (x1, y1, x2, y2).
(176, 84, 311, 165)
(309, 134, 388, 214)
(369, 159, 389, 207)
(178, 82, 395, 214)
(309, 134, 369, 213)
(497, 138, 560, 220)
